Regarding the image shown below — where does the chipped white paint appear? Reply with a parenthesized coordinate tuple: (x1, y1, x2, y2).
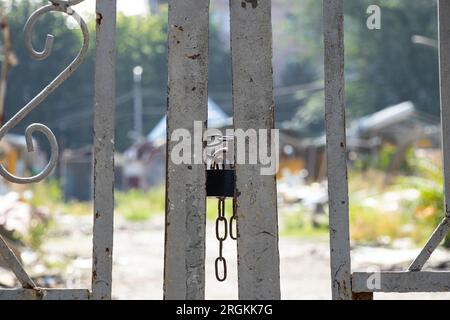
(230, 0, 281, 300)
(92, 0, 117, 300)
(164, 0, 209, 300)
(323, 0, 352, 300)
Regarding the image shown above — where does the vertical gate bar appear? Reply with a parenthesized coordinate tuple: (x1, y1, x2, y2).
(439, 0, 450, 220)
(164, 0, 209, 300)
(323, 0, 352, 300)
(92, 0, 117, 300)
(230, 0, 281, 300)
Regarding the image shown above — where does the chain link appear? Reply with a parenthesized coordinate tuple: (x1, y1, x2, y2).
(230, 197, 237, 240)
(210, 136, 236, 282)
(215, 197, 227, 281)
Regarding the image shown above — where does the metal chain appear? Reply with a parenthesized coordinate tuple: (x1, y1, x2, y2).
(211, 136, 236, 282)
(215, 197, 228, 281)
(230, 197, 237, 240)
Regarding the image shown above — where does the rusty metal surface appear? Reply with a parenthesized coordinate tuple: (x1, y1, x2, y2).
(92, 0, 117, 300)
(230, 0, 281, 300)
(323, 0, 352, 300)
(164, 0, 209, 300)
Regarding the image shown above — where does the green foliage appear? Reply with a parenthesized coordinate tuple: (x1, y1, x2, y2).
(345, 0, 439, 118)
(397, 157, 450, 247)
(349, 200, 408, 245)
(280, 0, 439, 135)
(2, 2, 231, 152)
(23, 217, 53, 251)
(206, 198, 233, 220)
(115, 187, 165, 222)
(30, 179, 62, 209)
(281, 207, 328, 239)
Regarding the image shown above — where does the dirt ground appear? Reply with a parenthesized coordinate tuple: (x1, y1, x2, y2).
(39, 214, 450, 300)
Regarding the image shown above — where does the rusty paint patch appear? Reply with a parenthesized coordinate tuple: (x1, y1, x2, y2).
(241, 0, 258, 9)
(186, 53, 201, 60)
(172, 24, 184, 32)
(96, 13, 103, 26)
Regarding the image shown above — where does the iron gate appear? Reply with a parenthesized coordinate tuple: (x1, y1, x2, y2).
(325, 0, 450, 300)
(164, 0, 280, 300)
(1, 0, 450, 300)
(0, 0, 116, 300)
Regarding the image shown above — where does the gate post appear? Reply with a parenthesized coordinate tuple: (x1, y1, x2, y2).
(230, 0, 281, 300)
(323, 0, 352, 300)
(164, 0, 209, 300)
(92, 0, 117, 300)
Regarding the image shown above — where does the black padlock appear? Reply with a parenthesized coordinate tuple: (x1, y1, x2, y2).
(206, 169, 235, 197)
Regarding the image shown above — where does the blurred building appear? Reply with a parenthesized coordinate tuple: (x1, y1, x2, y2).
(123, 98, 231, 190)
(279, 101, 441, 182)
(61, 147, 125, 202)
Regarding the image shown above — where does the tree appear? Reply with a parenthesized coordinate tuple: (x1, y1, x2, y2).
(279, 0, 440, 137)
(2, 1, 231, 152)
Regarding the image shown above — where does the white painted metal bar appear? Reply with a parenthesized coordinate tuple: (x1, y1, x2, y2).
(164, 0, 209, 300)
(92, 0, 117, 301)
(230, 0, 281, 300)
(323, 0, 352, 300)
(407, 0, 450, 274)
(0, 289, 90, 300)
(439, 0, 450, 220)
(0, 235, 36, 289)
(408, 217, 450, 271)
(352, 272, 450, 293)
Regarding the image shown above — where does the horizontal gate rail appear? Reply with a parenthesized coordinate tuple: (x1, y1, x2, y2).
(0, 289, 90, 300)
(352, 272, 450, 293)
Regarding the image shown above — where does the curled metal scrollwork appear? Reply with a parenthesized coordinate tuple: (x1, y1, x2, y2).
(0, 0, 89, 184)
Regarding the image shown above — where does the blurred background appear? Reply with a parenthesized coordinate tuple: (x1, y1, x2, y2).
(0, 0, 449, 299)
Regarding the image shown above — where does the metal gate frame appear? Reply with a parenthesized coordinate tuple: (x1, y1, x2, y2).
(0, 0, 116, 300)
(164, 0, 280, 300)
(5, 0, 448, 301)
(324, 0, 450, 300)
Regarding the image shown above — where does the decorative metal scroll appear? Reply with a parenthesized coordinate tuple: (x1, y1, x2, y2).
(0, 0, 88, 292)
(0, 0, 89, 184)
